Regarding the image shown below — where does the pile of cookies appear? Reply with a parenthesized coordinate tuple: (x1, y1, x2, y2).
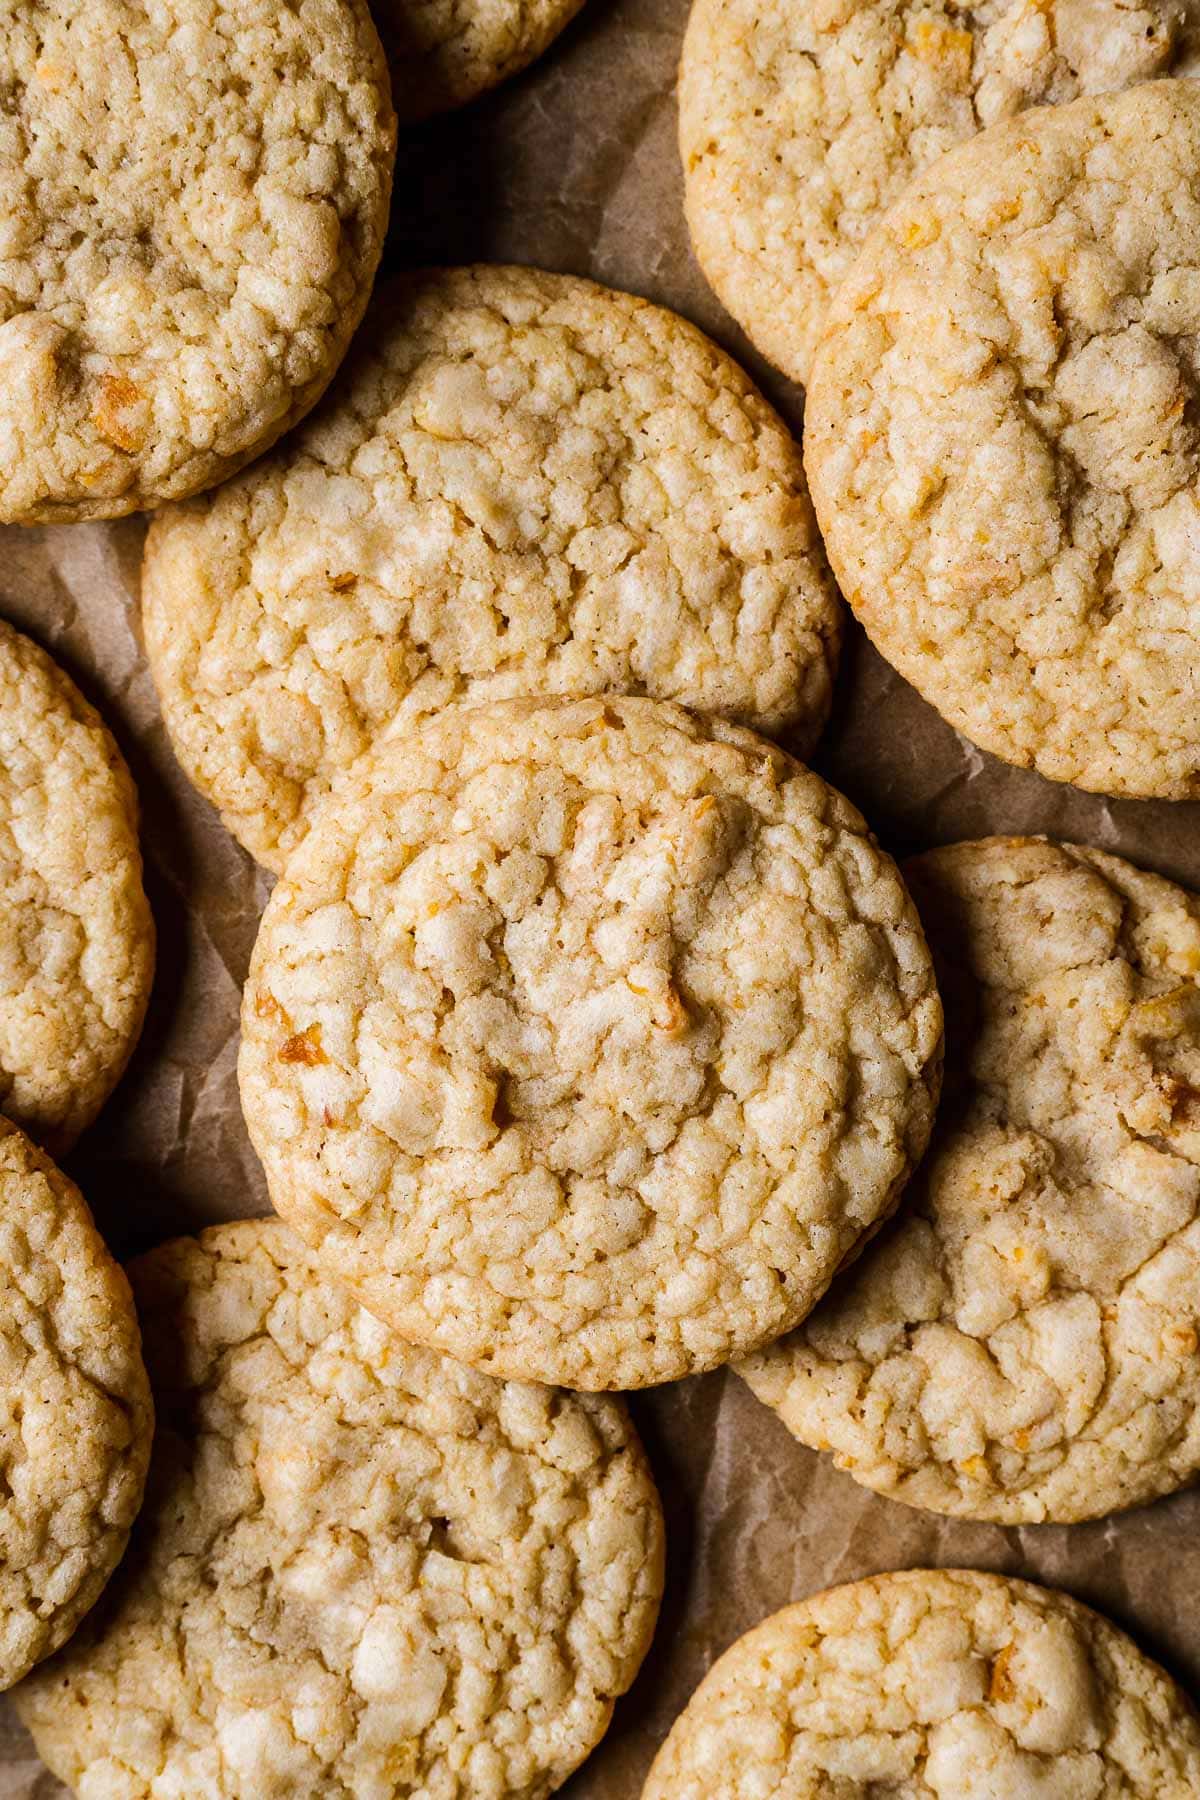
(3, 0, 1200, 1794)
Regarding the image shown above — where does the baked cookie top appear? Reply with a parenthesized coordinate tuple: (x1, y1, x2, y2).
(16, 1218, 663, 1800)
(742, 837, 1200, 1523)
(142, 265, 841, 874)
(0, 620, 153, 1153)
(0, 1118, 152, 1692)
(642, 1569, 1200, 1798)
(0, 0, 395, 525)
(378, 0, 586, 119)
(237, 696, 941, 1390)
(679, 0, 1200, 386)
(805, 79, 1200, 798)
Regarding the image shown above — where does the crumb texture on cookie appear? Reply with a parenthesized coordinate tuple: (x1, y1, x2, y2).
(0, 1118, 151, 1692)
(743, 838, 1200, 1523)
(680, 0, 1198, 386)
(376, 0, 586, 119)
(0, 620, 153, 1151)
(142, 265, 841, 873)
(16, 1218, 663, 1800)
(237, 697, 941, 1389)
(0, 0, 395, 524)
(805, 80, 1200, 797)
(642, 1570, 1200, 1798)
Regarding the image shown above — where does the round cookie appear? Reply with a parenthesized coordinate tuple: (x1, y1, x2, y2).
(643, 1569, 1200, 1799)
(679, 0, 1200, 387)
(378, 0, 586, 121)
(237, 695, 942, 1390)
(742, 837, 1200, 1524)
(0, 620, 153, 1153)
(16, 1218, 664, 1799)
(142, 265, 842, 874)
(806, 80, 1200, 799)
(0, 0, 395, 525)
(0, 1118, 152, 1692)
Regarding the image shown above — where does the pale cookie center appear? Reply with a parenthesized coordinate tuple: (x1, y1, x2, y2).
(352, 782, 734, 1187)
(892, 241, 1200, 648)
(974, 0, 1182, 125)
(1054, 324, 1200, 513)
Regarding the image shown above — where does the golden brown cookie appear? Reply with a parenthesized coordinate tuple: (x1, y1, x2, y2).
(378, 0, 586, 120)
(0, 0, 395, 523)
(643, 1570, 1200, 1798)
(238, 696, 941, 1390)
(0, 620, 153, 1152)
(16, 1218, 663, 1799)
(806, 81, 1200, 797)
(743, 838, 1200, 1523)
(679, 0, 1200, 385)
(0, 1119, 151, 1691)
(142, 265, 841, 873)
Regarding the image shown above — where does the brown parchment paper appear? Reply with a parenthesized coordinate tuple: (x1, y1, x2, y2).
(5, 1, 1200, 1791)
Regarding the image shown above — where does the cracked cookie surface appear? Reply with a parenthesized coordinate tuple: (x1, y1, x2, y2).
(375, 0, 585, 119)
(142, 265, 841, 874)
(237, 696, 941, 1390)
(0, 0, 395, 524)
(805, 80, 1200, 797)
(742, 837, 1200, 1523)
(0, 1118, 151, 1692)
(642, 1569, 1200, 1799)
(0, 620, 153, 1153)
(15, 1217, 663, 1800)
(680, 0, 1200, 387)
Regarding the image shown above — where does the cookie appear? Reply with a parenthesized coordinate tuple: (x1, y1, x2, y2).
(0, 1118, 152, 1692)
(0, 621, 153, 1153)
(642, 1569, 1200, 1798)
(806, 80, 1200, 798)
(237, 695, 942, 1390)
(0, 0, 395, 525)
(378, 0, 586, 120)
(741, 837, 1200, 1524)
(141, 265, 842, 874)
(679, 0, 1200, 386)
(16, 1218, 664, 1799)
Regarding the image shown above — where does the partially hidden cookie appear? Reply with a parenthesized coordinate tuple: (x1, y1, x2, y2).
(0, 620, 153, 1153)
(742, 837, 1200, 1524)
(0, 1118, 152, 1692)
(142, 265, 842, 874)
(806, 80, 1200, 798)
(16, 1218, 664, 1799)
(238, 696, 942, 1390)
(679, 0, 1200, 385)
(378, 0, 586, 120)
(0, 0, 395, 524)
(642, 1569, 1200, 1798)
